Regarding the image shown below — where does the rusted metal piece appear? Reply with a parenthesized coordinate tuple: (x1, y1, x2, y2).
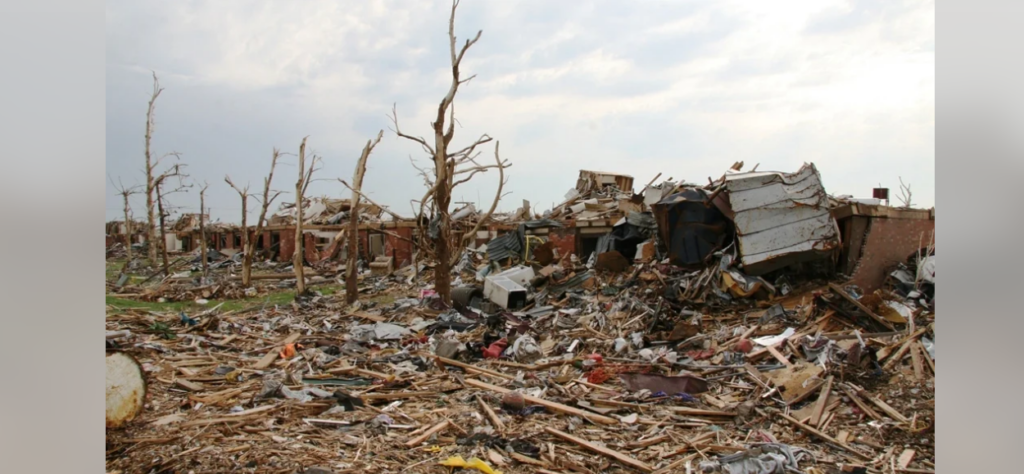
(106, 351, 147, 429)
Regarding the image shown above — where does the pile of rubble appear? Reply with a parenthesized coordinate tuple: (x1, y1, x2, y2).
(105, 162, 935, 474)
(270, 197, 390, 226)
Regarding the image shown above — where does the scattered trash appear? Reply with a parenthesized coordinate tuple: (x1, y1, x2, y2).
(104, 163, 934, 473)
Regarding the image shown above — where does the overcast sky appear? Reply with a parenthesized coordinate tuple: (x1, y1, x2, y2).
(105, 0, 934, 225)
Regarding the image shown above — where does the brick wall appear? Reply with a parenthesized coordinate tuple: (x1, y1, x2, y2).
(384, 227, 414, 267)
(548, 227, 576, 259)
(848, 217, 935, 293)
(279, 229, 294, 262)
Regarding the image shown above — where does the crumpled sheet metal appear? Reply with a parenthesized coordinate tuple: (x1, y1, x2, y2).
(652, 187, 730, 267)
(706, 443, 813, 474)
(717, 162, 840, 276)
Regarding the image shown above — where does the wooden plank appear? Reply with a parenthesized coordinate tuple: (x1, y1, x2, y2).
(918, 341, 936, 375)
(839, 385, 884, 421)
(508, 452, 548, 467)
(435, 356, 515, 380)
(664, 407, 736, 417)
(828, 283, 896, 331)
(809, 376, 834, 426)
(476, 395, 506, 432)
(652, 453, 700, 474)
(253, 332, 301, 369)
(360, 391, 435, 401)
(626, 434, 671, 449)
(897, 449, 916, 469)
(862, 393, 910, 423)
(777, 412, 871, 460)
(766, 345, 794, 367)
(910, 344, 925, 380)
(404, 420, 449, 447)
(836, 430, 850, 444)
(544, 427, 653, 473)
(174, 378, 205, 392)
(464, 378, 618, 425)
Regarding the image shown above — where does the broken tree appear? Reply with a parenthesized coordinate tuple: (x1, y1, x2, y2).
(345, 130, 384, 304)
(198, 182, 209, 276)
(110, 177, 142, 261)
(390, 0, 511, 304)
(153, 170, 189, 274)
(293, 137, 321, 295)
(230, 149, 283, 287)
(143, 72, 183, 266)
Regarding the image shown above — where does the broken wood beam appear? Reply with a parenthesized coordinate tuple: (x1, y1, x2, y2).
(252, 332, 301, 369)
(777, 412, 871, 460)
(434, 355, 515, 380)
(544, 427, 653, 473)
(829, 283, 896, 331)
(664, 407, 736, 417)
(404, 420, 450, 447)
(809, 375, 834, 426)
(464, 378, 619, 425)
(476, 395, 506, 432)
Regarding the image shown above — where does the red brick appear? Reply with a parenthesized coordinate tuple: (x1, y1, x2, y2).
(848, 217, 934, 293)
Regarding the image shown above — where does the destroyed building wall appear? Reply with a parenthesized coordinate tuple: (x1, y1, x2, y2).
(835, 204, 935, 293)
(277, 229, 319, 263)
(383, 227, 414, 268)
(548, 226, 576, 260)
(715, 163, 841, 275)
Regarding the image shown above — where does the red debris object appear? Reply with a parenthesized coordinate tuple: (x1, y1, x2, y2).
(586, 353, 604, 365)
(482, 338, 508, 359)
(734, 339, 754, 353)
(279, 343, 304, 359)
(686, 349, 715, 360)
(501, 391, 525, 411)
(587, 368, 612, 384)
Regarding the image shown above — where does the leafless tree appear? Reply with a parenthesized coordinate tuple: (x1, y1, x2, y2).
(389, 0, 511, 304)
(225, 175, 252, 283)
(152, 173, 191, 274)
(339, 131, 384, 304)
(898, 177, 913, 208)
(293, 137, 322, 295)
(143, 72, 184, 266)
(153, 171, 190, 274)
(110, 176, 142, 261)
(234, 149, 284, 287)
(198, 182, 210, 276)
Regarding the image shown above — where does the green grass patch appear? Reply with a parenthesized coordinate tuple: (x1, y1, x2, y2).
(105, 284, 346, 315)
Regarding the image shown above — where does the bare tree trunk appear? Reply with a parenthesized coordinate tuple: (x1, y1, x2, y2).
(433, 171, 453, 302)
(240, 149, 282, 288)
(346, 131, 383, 304)
(145, 73, 163, 265)
(121, 194, 133, 261)
(199, 184, 209, 276)
(389, 1, 510, 305)
(294, 137, 308, 295)
(156, 181, 170, 273)
(239, 193, 248, 282)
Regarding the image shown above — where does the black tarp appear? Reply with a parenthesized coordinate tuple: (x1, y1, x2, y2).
(651, 188, 731, 267)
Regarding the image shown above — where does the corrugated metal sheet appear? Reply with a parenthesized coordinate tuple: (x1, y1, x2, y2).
(486, 231, 522, 262)
(547, 270, 594, 294)
(719, 163, 840, 275)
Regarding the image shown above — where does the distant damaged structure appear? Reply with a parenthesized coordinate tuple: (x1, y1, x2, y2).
(710, 163, 840, 275)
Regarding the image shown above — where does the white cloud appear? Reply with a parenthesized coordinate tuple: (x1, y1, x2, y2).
(106, 0, 934, 223)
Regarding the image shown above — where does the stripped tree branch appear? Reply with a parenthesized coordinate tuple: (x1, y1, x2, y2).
(345, 130, 384, 304)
